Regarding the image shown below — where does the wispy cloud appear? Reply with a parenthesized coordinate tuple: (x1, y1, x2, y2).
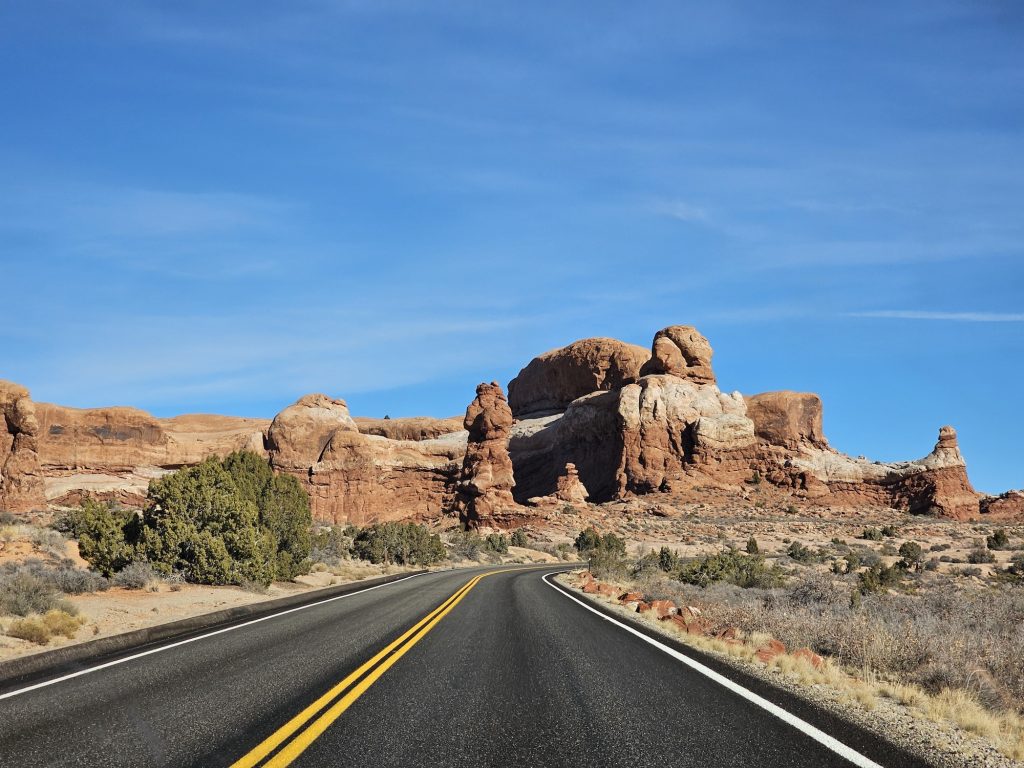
(652, 200, 710, 223)
(849, 310, 1024, 322)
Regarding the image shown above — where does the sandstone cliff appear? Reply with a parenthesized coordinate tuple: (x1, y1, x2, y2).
(268, 395, 465, 525)
(508, 337, 649, 418)
(0, 381, 45, 512)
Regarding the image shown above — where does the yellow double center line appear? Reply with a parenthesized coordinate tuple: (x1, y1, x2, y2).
(231, 568, 526, 768)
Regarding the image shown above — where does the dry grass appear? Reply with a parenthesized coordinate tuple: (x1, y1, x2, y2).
(5, 609, 84, 646)
(568, 570, 1024, 761)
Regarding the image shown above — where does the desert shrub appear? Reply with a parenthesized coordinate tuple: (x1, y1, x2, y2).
(66, 453, 313, 586)
(987, 529, 1010, 550)
(967, 546, 995, 565)
(787, 572, 846, 609)
(510, 529, 528, 548)
(29, 527, 68, 557)
(0, 510, 17, 525)
(880, 525, 899, 538)
(930, 542, 951, 552)
(484, 533, 508, 555)
(861, 527, 883, 542)
(924, 557, 940, 571)
(6, 609, 82, 645)
(6, 616, 51, 644)
(898, 541, 924, 571)
(658, 546, 680, 571)
(311, 525, 356, 565)
(574, 528, 627, 579)
(60, 499, 138, 576)
(746, 537, 759, 555)
(677, 549, 785, 589)
(351, 522, 446, 566)
(111, 561, 156, 590)
(14, 560, 107, 594)
(786, 541, 814, 564)
(555, 542, 574, 560)
(954, 566, 982, 578)
(0, 570, 63, 616)
(857, 562, 903, 595)
(222, 451, 312, 579)
(448, 529, 483, 560)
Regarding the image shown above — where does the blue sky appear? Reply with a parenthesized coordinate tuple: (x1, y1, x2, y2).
(1, 2, 1021, 492)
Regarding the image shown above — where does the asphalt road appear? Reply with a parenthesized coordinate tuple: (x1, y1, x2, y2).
(0, 565, 929, 768)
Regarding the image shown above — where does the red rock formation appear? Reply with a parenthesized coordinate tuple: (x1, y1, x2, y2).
(0, 381, 45, 513)
(35, 402, 267, 507)
(508, 337, 649, 417)
(354, 416, 464, 441)
(268, 394, 464, 525)
(981, 490, 1024, 518)
(453, 382, 518, 527)
(638, 325, 716, 384)
(554, 462, 589, 504)
(745, 391, 828, 450)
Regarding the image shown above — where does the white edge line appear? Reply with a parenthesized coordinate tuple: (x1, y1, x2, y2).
(0, 572, 427, 702)
(542, 573, 885, 768)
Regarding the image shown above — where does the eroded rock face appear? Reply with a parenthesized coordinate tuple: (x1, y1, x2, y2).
(354, 416, 464, 441)
(268, 394, 465, 525)
(745, 391, 828, 450)
(508, 337, 649, 418)
(266, 394, 358, 470)
(34, 403, 268, 507)
(0, 381, 45, 513)
(982, 490, 1024, 518)
(638, 325, 715, 385)
(454, 382, 517, 527)
(307, 429, 465, 526)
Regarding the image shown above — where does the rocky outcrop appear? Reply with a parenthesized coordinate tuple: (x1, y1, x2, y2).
(981, 490, 1024, 518)
(508, 337, 649, 418)
(35, 402, 267, 507)
(614, 375, 755, 494)
(453, 382, 518, 527)
(554, 463, 589, 504)
(745, 391, 828, 450)
(304, 429, 464, 526)
(268, 395, 465, 525)
(0, 381, 45, 512)
(638, 325, 716, 384)
(354, 416, 463, 441)
(765, 425, 980, 519)
(266, 394, 358, 471)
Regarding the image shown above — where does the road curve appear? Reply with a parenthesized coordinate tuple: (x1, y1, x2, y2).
(0, 565, 928, 768)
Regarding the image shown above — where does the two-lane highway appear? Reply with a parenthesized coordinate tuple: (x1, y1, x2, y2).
(0, 566, 925, 767)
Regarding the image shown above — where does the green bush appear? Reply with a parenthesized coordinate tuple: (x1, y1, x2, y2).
(510, 529, 528, 548)
(787, 541, 814, 564)
(67, 452, 314, 587)
(677, 549, 786, 589)
(658, 546, 680, 572)
(351, 522, 446, 566)
(898, 541, 924, 571)
(484, 533, 508, 554)
(574, 528, 627, 579)
(860, 527, 883, 542)
(745, 537, 759, 555)
(857, 562, 903, 595)
(967, 545, 996, 565)
(987, 529, 1010, 550)
(880, 525, 900, 538)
